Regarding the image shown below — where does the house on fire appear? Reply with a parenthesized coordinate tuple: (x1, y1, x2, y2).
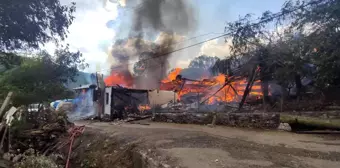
(104, 86, 150, 120)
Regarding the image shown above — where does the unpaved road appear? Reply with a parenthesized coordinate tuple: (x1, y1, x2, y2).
(76, 120, 340, 168)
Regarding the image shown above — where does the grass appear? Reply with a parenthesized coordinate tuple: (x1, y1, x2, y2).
(280, 114, 340, 130)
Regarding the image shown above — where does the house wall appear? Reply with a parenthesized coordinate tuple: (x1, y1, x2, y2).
(148, 90, 177, 106)
(104, 87, 112, 115)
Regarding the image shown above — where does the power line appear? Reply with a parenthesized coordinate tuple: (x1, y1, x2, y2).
(97, 32, 225, 72)
(99, 0, 324, 73)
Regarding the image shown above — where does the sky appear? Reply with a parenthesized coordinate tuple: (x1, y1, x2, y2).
(52, 0, 287, 74)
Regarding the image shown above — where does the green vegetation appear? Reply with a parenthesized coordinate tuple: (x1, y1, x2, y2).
(14, 155, 59, 168)
(280, 114, 340, 131)
(0, 47, 87, 106)
(0, 0, 75, 50)
(0, 0, 87, 106)
(213, 0, 340, 104)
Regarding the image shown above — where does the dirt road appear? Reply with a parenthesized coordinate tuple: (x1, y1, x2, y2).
(75, 120, 340, 168)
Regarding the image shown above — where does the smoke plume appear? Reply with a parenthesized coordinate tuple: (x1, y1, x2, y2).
(109, 0, 196, 89)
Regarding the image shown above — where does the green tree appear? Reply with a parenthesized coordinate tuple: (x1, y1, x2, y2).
(0, 52, 23, 71)
(0, 0, 76, 50)
(188, 55, 220, 70)
(222, 0, 340, 105)
(268, 0, 340, 91)
(0, 0, 85, 106)
(0, 46, 87, 106)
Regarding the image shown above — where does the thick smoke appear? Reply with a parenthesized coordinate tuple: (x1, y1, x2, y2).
(109, 0, 196, 89)
(131, 0, 196, 89)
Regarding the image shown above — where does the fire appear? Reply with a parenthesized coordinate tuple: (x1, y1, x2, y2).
(138, 104, 151, 113)
(159, 68, 264, 104)
(103, 64, 264, 105)
(161, 68, 182, 83)
(104, 71, 134, 88)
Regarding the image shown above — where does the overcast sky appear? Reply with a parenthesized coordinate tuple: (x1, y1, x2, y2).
(50, 0, 286, 74)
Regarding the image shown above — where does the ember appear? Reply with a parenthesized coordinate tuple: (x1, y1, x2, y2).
(138, 104, 151, 113)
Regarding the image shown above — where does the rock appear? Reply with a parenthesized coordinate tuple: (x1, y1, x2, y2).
(153, 112, 280, 129)
(207, 124, 215, 128)
(278, 123, 292, 131)
(2, 153, 10, 161)
(86, 143, 92, 148)
(103, 143, 108, 149)
(12, 154, 23, 163)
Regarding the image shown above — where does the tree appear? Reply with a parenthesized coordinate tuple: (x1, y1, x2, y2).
(0, 0, 76, 51)
(0, 52, 23, 71)
(188, 55, 220, 70)
(268, 0, 340, 91)
(0, 0, 89, 107)
(0, 46, 87, 106)
(220, 0, 340, 109)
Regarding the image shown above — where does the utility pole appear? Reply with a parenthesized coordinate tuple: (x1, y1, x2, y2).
(95, 73, 102, 119)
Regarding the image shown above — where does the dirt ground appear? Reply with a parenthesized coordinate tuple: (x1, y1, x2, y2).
(74, 120, 340, 168)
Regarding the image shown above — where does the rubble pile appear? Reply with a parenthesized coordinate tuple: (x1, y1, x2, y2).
(153, 112, 280, 129)
(152, 112, 213, 125)
(10, 108, 72, 154)
(0, 106, 74, 167)
(216, 113, 280, 129)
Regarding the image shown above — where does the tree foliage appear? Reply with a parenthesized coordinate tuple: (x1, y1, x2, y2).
(0, 52, 23, 71)
(0, 0, 76, 51)
(218, 0, 340, 100)
(188, 55, 220, 70)
(0, 0, 86, 106)
(0, 46, 87, 106)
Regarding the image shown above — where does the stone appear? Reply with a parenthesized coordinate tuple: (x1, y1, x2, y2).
(12, 154, 23, 163)
(153, 112, 280, 129)
(2, 153, 11, 161)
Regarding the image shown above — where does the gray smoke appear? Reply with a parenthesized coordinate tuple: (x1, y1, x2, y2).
(130, 0, 197, 89)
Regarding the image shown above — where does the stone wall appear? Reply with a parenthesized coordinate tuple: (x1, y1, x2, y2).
(152, 112, 280, 129)
(282, 111, 340, 119)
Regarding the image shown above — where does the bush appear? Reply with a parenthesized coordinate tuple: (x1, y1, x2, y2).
(14, 155, 59, 168)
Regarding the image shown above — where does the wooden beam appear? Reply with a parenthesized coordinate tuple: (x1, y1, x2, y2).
(0, 92, 13, 121)
(238, 67, 257, 111)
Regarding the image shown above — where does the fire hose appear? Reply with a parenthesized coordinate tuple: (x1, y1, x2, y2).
(58, 125, 85, 168)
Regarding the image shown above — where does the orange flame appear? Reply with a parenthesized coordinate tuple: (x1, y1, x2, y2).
(103, 65, 264, 105)
(159, 68, 264, 104)
(104, 71, 134, 88)
(138, 104, 151, 113)
(161, 68, 182, 83)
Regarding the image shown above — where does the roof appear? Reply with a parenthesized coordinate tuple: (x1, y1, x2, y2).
(106, 86, 152, 93)
(73, 84, 97, 90)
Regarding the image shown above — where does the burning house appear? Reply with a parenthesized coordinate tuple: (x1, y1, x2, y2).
(158, 68, 266, 110)
(104, 85, 151, 120)
(98, 0, 277, 119)
(101, 64, 269, 119)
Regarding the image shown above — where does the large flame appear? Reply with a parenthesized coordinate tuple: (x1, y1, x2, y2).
(104, 71, 134, 88)
(103, 65, 264, 105)
(160, 68, 263, 104)
(161, 68, 182, 83)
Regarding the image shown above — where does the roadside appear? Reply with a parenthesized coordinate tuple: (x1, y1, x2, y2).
(74, 120, 340, 168)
